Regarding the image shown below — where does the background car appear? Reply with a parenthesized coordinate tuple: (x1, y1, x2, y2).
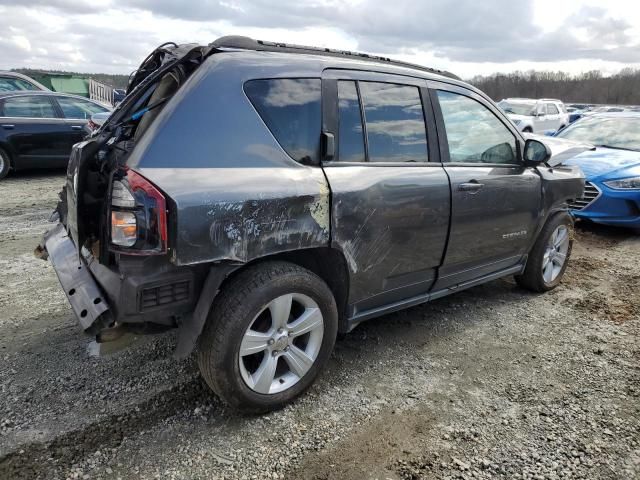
(0, 91, 111, 179)
(498, 98, 569, 133)
(85, 111, 112, 134)
(0, 71, 49, 92)
(552, 112, 640, 231)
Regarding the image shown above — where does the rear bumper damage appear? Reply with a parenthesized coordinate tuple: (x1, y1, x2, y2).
(43, 223, 112, 333)
(41, 223, 203, 343)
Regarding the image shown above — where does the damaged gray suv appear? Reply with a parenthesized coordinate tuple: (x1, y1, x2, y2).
(38, 37, 584, 412)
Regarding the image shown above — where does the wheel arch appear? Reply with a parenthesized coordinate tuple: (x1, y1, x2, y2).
(175, 246, 351, 358)
(0, 142, 14, 168)
(225, 247, 350, 331)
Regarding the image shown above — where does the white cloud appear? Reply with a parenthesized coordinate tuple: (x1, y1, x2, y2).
(0, 0, 639, 77)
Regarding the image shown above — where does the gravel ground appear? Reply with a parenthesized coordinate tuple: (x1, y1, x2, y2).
(0, 170, 638, 480)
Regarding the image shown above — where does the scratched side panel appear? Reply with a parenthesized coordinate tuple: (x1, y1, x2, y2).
(140, 167, 330, 265)
(323, 165, 450, 311)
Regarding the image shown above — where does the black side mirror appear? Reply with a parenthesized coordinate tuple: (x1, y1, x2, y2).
(523, 138, 551, 165)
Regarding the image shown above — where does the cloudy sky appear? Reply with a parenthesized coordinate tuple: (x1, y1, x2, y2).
(1, 0, 640, 79)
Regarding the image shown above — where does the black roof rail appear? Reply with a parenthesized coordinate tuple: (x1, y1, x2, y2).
(209, 35, 460, 81)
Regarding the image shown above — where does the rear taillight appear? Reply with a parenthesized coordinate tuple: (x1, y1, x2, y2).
(87, 119, 99, 131)
(109, 168, 167, 255)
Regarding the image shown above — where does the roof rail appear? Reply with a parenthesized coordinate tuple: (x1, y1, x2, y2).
(209, 35, 460, 81)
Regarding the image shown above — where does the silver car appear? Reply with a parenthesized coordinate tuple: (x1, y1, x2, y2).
(498, 98, 570, 133)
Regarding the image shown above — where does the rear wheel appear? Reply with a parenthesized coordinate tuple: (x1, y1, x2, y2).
(0, 148, 10, 180)
(197, 261, 338, 412)
(516, 213, 573, 292)
(522, 127, 533, 133)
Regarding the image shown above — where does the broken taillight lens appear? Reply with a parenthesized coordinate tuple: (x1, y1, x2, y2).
(109, 168, 168, 255)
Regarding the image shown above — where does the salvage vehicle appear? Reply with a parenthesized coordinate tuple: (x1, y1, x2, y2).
(37, 37, 584, 412)
(0, 91, 111, 179)
(551, 113, 640, 230)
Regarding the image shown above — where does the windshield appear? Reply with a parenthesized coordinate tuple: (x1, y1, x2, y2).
(498, 101, 535, 116)
(556, 116, 640, 151)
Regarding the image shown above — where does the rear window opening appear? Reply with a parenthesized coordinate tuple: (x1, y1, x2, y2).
(64, 44, 213, 263)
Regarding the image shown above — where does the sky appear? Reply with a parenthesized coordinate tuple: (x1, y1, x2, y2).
(1, 0, 640, 79)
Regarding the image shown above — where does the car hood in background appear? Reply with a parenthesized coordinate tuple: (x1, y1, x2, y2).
(524, 133, 594, 166)
(562, 147, 640, 179)
(506, 113, 531, 123)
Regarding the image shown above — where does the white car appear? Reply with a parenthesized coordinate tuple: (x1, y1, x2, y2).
(498, 98, 569, 133)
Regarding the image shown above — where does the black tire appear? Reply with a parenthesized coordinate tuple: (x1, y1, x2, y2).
(515, 212, 573, 292)
(0, 148, 10, 180)
(197, 261, 338, 412)
(522, 127, 533, 133)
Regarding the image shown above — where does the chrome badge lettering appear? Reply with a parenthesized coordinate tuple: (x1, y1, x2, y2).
(503, 230, 527, 239)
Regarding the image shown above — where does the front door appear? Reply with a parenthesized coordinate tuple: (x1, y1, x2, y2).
(430, 84, 542, 289)
(321, 71, 450, 319)
(0, 95, 69, 169)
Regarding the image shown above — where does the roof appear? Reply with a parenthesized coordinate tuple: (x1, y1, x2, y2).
(503, 97, 562, 103)
(209, 35, 461, 81)
(585, 111, 640, 119)
(0, 71, 49, 91)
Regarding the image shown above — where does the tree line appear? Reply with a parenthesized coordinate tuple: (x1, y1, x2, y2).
(14, 69, 130, 89)
(470, 69, 640, 106)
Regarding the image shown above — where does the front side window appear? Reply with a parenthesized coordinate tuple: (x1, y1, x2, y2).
(0, 77, 39, 92)
(57, 96, 109, 119)
(437, 90, 517, 164)
(547, 103, 559, 115)
(244, 78, 321, 163)
(1, 96, 56, 118)
(337, 80, 366, 162)
(359, 82, 428, 163)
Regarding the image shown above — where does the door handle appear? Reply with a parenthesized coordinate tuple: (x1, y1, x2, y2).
(1, 124, 15, 130)
(70, 125, 83, 130)
(459, 182, 485, 193)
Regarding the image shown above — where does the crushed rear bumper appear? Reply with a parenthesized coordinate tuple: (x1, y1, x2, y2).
(43, 223, 111, 333)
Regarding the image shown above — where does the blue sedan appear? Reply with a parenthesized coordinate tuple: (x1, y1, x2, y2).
(553, 113, 640, 230)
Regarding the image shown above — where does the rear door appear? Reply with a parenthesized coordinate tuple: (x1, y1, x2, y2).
(0, 95, 69, 169)
(321, 70, 450, 318)
(429, 82, 542, 289)
(54, 95, 110, 148)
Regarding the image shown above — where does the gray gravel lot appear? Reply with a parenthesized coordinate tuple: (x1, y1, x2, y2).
(0, 171, 638, 480)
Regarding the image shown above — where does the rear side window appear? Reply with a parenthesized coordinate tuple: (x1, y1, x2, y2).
(1, 96, 56, 118)
(0, 77, 39, 92)
(337, 80, 366, 162)
(245, 78, 321, 163)
(359, 82, 428, 163)
(57, 96, 109, 119)
(547, 103, 559, 115)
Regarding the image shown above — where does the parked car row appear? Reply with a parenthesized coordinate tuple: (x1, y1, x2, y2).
(498, 98, 570, 133)
(0, 91, 111, 178)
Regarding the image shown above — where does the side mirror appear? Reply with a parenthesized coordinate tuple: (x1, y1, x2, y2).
(523, 138, 551, 165)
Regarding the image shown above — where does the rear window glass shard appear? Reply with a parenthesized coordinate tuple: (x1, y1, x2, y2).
(244, 78, 322, 164)
(359, 82, 428, 163)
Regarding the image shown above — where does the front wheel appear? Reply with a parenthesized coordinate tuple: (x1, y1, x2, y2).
(197, 261, 338, 412)
(516, 213, 573, 292)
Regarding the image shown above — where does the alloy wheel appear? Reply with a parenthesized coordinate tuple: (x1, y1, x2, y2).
(238, 293, 324, 394)
(542, 225, 570, 283)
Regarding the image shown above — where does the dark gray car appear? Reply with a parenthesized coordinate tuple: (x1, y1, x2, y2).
(38, 37, 584, 412)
